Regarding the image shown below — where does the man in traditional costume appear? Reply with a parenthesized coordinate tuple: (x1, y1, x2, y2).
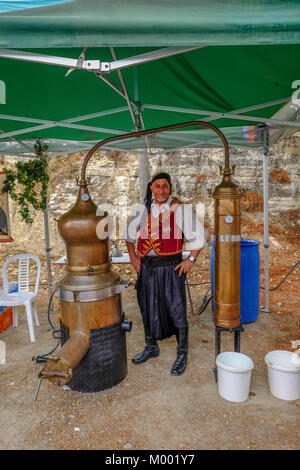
(124, 172, 205, 375)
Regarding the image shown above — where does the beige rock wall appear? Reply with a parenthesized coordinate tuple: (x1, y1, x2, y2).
(0, 136, 299, 260)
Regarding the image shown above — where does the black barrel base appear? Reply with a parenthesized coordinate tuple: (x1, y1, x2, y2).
(60, 319, 128, 393)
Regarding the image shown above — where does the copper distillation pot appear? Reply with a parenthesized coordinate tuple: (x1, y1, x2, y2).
(38, 177, 132, 392)
(37, 120, 241, 392)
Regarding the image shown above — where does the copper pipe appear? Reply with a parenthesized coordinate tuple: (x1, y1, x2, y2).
(81, 121, 230, 182)
(39, 122, 232, 389)
(39, 332, 90, 386)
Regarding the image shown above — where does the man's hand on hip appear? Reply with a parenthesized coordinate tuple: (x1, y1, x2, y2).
(131, 254, 141, 272)
(174, 258, 194, 276)
(126, 241, 141, 272)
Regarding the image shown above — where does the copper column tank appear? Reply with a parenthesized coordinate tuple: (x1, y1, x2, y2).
(38, 120, 241, 391)
(213, 166, 242, 328)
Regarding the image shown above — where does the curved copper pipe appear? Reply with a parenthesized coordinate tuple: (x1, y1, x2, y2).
(81, 120, 229, 182)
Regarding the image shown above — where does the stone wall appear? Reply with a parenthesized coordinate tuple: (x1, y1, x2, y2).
(0, 135, 299, 258)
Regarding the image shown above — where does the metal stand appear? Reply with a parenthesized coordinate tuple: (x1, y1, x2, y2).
(213, 324, 244, 382)
(43, 206, 53, 301)
(262, 126, 270, 313)
(185, 277, 195, 315)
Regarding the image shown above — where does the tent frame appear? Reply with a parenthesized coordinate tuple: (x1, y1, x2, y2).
(0, 45, 298, 151)
(1, 46, 298, 314)
(0, 46, 203, 74)
(0, 98, 296, 152)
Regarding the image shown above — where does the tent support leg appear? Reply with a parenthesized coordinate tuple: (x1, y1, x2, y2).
(43, 206, 52, 299)
(133, 63, 150, 202)
(262, 127, 270, 313)
(138, 149, 150, 202)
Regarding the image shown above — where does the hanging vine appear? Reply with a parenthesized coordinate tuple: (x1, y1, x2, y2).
(2, 140, 49, 225)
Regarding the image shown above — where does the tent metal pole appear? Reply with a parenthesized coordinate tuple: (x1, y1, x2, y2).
(0, 46, 202, 73)
(262, 126, 270, 313)
(138, 149, 150, 202)
(97, 73, 138, 110)
(132, 55, 150, 202)
(0, 95, 294, 142)
(0, 96, 288, 126)
(109, 46, 203, 71)
(144, 97, 289, 119)
(143, 104, 300, 128)
(0, 107, 129, 125)
(110, 47, 139, 130)
(0, 127, 33, 153)
(0, 119, 126, 140)
(61, 106, 129, 122)
(0, 96, 288, 129)
(43, 206, 52, 298)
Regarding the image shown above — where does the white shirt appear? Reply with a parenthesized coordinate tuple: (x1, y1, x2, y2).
(122, 196, 206, 254)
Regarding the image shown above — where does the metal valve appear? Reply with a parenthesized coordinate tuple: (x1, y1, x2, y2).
(219, 164, 236, 175)
(75, 176, 92, 186)
(121, 318, 132, 332)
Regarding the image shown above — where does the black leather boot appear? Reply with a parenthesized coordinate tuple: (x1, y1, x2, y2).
(132, 328, 159, 364)
(171, 326, 188, 375)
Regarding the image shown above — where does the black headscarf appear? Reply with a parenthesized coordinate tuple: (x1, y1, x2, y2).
(144, 172, 172, 213)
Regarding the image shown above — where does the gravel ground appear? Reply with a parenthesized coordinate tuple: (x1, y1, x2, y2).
(0, 238, 299, 450)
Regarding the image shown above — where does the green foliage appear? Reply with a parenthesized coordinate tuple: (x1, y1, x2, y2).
(2, 141, 49, 225)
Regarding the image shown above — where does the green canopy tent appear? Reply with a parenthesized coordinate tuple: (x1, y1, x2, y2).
(0, 0, 300, 310)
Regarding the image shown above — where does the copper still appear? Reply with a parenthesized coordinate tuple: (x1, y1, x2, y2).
(39, 181, 132, 392)
(38, 120, 241, 391)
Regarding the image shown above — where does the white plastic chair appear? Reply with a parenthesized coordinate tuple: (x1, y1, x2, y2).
(0, 254, 41, 342)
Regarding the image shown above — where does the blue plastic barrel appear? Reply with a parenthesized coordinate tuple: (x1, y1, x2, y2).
(210, 239, 260, 324)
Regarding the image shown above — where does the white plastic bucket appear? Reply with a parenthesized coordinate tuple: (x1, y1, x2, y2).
(265, 350, 300, 401)
(216, 352, 254, 402)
